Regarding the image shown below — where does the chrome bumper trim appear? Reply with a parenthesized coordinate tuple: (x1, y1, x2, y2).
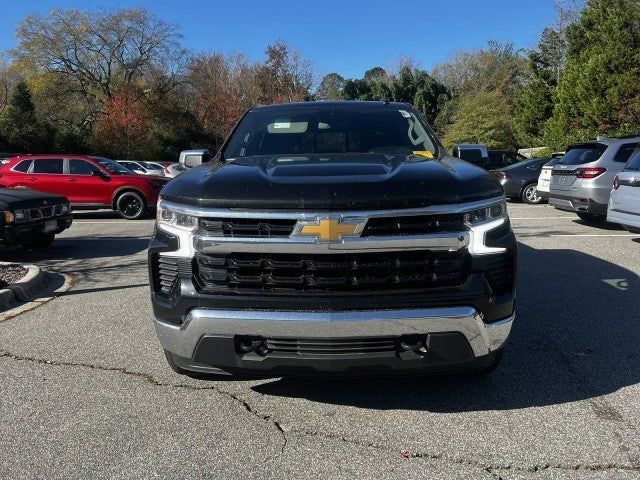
(193, 231, 468, 253)
(155, 307, 514, 360)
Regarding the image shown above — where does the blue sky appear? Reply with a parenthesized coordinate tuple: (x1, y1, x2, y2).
(1, 0, 557, 79)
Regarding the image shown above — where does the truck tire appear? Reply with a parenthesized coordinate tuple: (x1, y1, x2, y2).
(576, 212, 606, 223)
(521, 183, 542, 204)
(116, 191, 147, 220)
(21, 233, 55, 250)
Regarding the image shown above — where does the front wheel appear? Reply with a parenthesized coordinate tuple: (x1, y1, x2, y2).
(577, 212, 606, 223)
(21, 233, 55, 250)
(521, 183, 543, 204)
(116, 191, 147, 220)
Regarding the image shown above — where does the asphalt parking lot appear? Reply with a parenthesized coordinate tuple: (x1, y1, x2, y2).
(0, 203, 639, 479)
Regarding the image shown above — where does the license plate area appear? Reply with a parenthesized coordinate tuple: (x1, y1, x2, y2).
(43, 220, 58, 233)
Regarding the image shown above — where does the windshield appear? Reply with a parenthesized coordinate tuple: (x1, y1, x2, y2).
(93, 157, 133, 175)
(139, 161, 159, 169)
(223, 105, 439, 158)
(559, 144, 607, 166)
(624, 148, 640, 171)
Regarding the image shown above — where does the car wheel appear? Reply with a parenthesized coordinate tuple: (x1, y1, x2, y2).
(576, 212, 607, 223)
(521, 183, 543, 204)
(116, 191, 147, 220)
(624, 226, 640, 234)
(21, 233, 55, 250)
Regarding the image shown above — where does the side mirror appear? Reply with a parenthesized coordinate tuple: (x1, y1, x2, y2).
(92, 170, 109, 180)
(179, 149, 211, 169)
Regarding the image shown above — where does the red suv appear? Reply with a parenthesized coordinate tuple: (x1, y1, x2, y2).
(0, 155, 168, 220)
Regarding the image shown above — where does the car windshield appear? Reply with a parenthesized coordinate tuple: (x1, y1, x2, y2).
(93, 157, 133, 175)
(624, 148, 640, 171)
(544, 158, 562, 167)
(559, 144, 607, 165)
(223, 105, 439, 158)
(139, 161, 158, 169)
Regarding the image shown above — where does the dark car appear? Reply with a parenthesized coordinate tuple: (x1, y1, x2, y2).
(149, 101, 517, 378)
(490, 158, 548, 204)
(0, 188, 72, 249)
(487, 150, 527, 170)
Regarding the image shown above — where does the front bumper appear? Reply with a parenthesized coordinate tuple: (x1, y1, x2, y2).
(155, 307, 514, 376)
(150, 199, 517, 376)
(548, 193, 608, 215)
(0, 215, 73, 246)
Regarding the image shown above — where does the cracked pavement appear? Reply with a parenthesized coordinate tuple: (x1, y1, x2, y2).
(0, 206, 639, 479)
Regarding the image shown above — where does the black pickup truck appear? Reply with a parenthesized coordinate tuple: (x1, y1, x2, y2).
(0, 188, 72, 249)
(149, 101, 517, 377)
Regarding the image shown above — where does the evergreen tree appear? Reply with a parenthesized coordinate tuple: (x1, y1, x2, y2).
(0, 81, 48, 152)
(545, 0, 640, 149)
(514, 28, 565, 146)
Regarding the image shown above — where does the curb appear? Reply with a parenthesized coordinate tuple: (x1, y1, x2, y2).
(0, 271, 76, 321)
(0, 262, 48, 311)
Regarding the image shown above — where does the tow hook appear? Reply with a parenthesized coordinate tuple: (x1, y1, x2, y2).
(237, 336, 269, 356)
(400, 335, 429, 355)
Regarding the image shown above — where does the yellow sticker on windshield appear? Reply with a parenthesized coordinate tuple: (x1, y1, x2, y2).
(412, 150, 433, 158)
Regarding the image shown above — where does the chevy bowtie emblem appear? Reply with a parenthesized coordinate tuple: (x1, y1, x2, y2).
(294, 218, 365, 241)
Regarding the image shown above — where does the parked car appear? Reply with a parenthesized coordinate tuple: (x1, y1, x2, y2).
(151, 101, 516, 378)
(0, 187, 72, 249)
(116, 160, 165, 177)
(0, 155, 168, 220)
(452, 144, 489, 168)
(548, 136, 640, 222)
(165, 163, 186, 178)
(490, 158, 548, 204)
(487, 150, 527, 170)
(536, 153, 565, 201)
(607, 147, 640, 233)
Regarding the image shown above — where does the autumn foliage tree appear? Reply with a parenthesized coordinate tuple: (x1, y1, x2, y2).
(93, 87, 149, 158)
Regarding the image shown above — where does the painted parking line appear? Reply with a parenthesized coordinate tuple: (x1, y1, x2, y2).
(510, 216, 576, 220)
(546, 234, 637, 237)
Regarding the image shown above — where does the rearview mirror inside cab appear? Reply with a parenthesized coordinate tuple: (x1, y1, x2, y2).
(179, 149, 211, 169)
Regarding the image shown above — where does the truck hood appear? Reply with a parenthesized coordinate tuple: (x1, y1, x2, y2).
(160, 154, 503, 210)
(0, 188, 68, 210)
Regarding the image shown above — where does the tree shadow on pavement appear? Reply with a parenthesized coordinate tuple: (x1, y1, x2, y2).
(0, 237, 150, 263)
(251, 243, 640, 412)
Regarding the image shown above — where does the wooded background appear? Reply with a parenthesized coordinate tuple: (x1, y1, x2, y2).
(0, 0, 638, 161)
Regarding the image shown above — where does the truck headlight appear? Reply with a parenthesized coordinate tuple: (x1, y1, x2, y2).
(14, 209, 25, 222)
(464, 201, 508, 255)
(157, 202, 198, 232)
(464, 201, 507, 227)
(3, 211, 15, 223)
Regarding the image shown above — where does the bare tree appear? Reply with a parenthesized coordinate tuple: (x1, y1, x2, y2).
(12, 7, 189, 129)
(553, 0, 584, 30)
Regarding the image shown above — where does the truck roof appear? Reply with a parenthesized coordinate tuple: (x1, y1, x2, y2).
(252, 100, 412, 111)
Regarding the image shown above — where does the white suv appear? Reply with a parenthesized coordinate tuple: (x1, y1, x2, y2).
(607, 147, 640, 233)
(548, 136, 640, 223)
